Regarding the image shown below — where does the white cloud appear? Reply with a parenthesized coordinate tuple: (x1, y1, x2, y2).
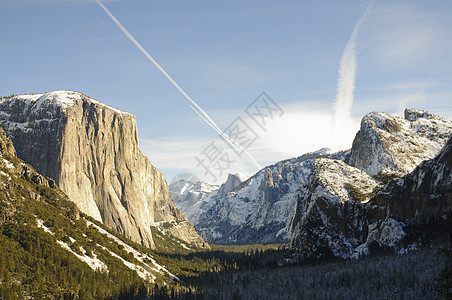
(140, 137, 207, 171)
(248, 104, 360, 161)
(140, 102, 362, 184)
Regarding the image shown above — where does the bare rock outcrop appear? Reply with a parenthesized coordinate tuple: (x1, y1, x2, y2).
(348, 108, 452, 177)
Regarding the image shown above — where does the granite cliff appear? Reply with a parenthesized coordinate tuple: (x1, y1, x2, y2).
(0, 91, 207, 249)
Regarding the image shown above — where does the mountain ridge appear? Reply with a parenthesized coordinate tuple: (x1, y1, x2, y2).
(172, 108, 452, 252)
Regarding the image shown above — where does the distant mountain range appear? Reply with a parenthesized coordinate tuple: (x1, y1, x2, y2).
(171, 108, 452, 258)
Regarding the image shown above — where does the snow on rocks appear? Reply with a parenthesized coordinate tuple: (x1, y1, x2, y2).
(57, 240, 108, 273)
(290, 158, 381, 259)
(0, 91, 129, 115)
(2, 158, 14, 169)
(170, 179, 219, 223)
(36, 218, 54, 235)
(349, 108, 452, 176)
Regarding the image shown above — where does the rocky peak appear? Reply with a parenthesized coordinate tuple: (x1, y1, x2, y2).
(218, 173, 247, 197)
(404, 108, 435, 122)
(0, 91, 207, 250)
(348, 109, 452, 177)
(170, 179, 218, 211)
(0, 127, 16, 157)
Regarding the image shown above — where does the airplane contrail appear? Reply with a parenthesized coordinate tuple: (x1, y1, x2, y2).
(96, 0, 262, 170)
(188, 105, 262, 169)
(333, 2, 373, 129)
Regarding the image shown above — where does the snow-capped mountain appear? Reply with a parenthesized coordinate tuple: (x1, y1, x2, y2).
(291, 109, 452, 259)
(181, 108, 451, 251)
(170, 173, 249, 227)
(193, 151, 335, 244)
(169, 179, 219, 224)
(348, 108, 452, 177)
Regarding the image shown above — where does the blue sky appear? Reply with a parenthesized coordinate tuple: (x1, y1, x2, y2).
(1, 0, 451, 184)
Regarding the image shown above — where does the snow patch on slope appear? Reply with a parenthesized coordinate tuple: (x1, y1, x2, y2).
(98, 245, 155, 281)
(3, 158, 14, 169)
(87, 221, 178, 281)
(36, 218, 54, 235)
(57, 240, 108, 273)
(1, 91, 130, 115)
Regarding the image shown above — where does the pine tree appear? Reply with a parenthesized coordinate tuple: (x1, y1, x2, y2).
(436, 247, 452, 299)
(434, 217, 452, 299)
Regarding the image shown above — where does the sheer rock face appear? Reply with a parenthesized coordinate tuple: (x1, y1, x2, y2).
(348, 108, 452, 177)
(0, 127, 16, 158)
(0, 126, 79, 223)
(0, 91, 207, 249)
(290, 158, 381, 259)
(366, 135, 452, 248)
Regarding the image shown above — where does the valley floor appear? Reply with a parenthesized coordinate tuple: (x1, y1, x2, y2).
(151, 245, 445, 300)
